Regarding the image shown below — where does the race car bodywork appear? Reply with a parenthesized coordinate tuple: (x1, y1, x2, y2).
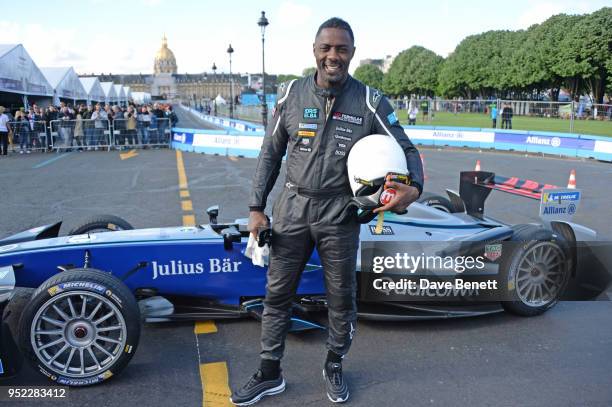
(0, 171, 608, 386)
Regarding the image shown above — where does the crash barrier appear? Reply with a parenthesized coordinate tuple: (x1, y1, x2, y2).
(171, 127, 264, 158)
(403, 127, 612, 161)
(178, 104, 263, 132)
(6, 120, 48, 153)
(171, 124, 612, 162)
(112, 117, 171, 148)
(50, 119, 111, 150)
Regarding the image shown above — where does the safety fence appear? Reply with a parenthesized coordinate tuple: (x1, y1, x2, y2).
(6, 120, 48, 153)
(3, 118, 173, 153)
(170, 125, 612, 162)
(392, 98, 612, 136)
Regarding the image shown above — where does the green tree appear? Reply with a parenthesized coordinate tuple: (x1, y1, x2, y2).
(561, 7, 612, 103)
(513, 14, 585, 100)
(276, 74, 300, 83)
(382, 46, 443, 97)
(302, 67, 316, 76)
(353, 64, 384, 89)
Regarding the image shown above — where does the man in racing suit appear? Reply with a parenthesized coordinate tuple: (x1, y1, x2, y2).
(231, 17, 424, 405)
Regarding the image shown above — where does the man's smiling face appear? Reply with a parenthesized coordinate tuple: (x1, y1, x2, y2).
(313, 27, 355, 88)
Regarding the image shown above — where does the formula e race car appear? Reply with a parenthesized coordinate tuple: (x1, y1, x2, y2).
(0, 171, 608, 387)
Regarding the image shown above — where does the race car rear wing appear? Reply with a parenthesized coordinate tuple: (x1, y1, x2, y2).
(458, 171, 559, 218)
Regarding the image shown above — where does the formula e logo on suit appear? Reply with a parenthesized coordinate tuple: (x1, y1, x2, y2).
(151, 259, 242, 279)
(332, 112, 363, 125)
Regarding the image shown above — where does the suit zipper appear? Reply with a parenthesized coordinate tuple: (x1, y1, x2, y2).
(314, 95, 335, 190)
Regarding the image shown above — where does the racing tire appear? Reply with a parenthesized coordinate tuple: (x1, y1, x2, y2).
(18, 268, 140, 387)
(500, 224, 571, 317)
(417, 193, 454, 213)
(68, 215, 134, 235)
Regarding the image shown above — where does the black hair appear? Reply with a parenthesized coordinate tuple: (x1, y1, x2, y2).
(316, 17, 354, 43)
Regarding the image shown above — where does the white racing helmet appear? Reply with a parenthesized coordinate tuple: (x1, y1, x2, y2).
(346, 134, 410, 222)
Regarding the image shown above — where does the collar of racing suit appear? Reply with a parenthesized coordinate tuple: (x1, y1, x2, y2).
(309, 73, 353, 98)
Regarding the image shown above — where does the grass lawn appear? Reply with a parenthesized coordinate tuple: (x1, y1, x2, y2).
(396, 111, 612, 137)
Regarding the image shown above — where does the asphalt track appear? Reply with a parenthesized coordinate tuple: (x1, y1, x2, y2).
(1, 109, 611, 407)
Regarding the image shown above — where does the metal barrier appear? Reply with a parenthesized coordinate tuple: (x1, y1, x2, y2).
(111, 117, 171, 148)
(50, 119, 111, 151)
(389, 98, 612, 135)
(7, 120, 48, 153)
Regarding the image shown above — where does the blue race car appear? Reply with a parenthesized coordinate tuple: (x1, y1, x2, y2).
(0, 171, 607, 387)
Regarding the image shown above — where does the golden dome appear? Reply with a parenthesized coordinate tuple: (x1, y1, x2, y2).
(154, 34, 177, 74)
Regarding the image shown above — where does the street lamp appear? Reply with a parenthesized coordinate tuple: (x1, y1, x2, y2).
(227, 44, 234, 119)
(258, 11, 269, 129)
(212, 62, 217, 116)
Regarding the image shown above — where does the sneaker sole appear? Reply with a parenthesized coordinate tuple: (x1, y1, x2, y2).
(322, 369, 349, 403)
(230, 379, 286, 406)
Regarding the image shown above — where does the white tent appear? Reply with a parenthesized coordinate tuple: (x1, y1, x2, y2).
(0, 44, 53, 107)
(113, 84, 126, 105)
(131, 92, 151, 104)
(40, 67, 87, 105)
(100, 82, 117, 104)
(124, 86, 132, 102)
(79, 77, 105, 105)
(215, 94, 227, 105)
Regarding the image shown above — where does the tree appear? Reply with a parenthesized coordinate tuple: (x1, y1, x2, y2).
(353, 64, 384, 89)
(302, 67, 316, 76)
(276, 74, 300, 83)
(382, 46, 443, 97)
(561, 7, 612, 103)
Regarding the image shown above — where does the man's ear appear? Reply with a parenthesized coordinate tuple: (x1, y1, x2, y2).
(312, 42, 316, 56)
(350, 46, 356, 60)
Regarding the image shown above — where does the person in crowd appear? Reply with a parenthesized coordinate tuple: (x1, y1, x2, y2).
(15, 111, 32, 154)
(407, 101, 418, 125)
(125, 106, 138, 146)
(112, 106, 125, 148)
(491, 103, 498, 128)
(73, 110, 85, 151)
(147, 105, 159, 145)
(58, 106, 75, 150)
(91, 104, 108, 149)
(152, 103, 166, 144)
(420, 98, 429, 121)
(0, 106, 11, 156)
(501, 103, 513, 129)
(137, 106, 151, 146)
(166, 105, 178, 127)
(44, 106, 58, 150)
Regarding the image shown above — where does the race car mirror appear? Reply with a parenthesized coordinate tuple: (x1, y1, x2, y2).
(207, 205, 220, 224)
(221, 226, 241, 250)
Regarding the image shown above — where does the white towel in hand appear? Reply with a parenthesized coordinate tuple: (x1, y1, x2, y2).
(245, 234, 270, 267)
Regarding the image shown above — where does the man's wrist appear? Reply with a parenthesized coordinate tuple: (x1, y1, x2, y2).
(249, 206, 265, 212)
(410, 182, 423, 197)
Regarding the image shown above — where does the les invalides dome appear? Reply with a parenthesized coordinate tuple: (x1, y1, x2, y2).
(154, 35, 177, 75)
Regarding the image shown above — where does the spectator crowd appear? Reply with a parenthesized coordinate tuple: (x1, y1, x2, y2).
(0, 102, 179, 156)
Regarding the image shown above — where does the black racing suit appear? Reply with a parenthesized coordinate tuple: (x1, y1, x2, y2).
(249, 74, 424, 361)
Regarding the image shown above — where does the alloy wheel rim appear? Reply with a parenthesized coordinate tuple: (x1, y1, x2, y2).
(31, 291, 127, 378)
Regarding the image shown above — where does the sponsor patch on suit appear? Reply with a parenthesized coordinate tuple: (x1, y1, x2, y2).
(299, 122, 318, 129)
(303, 108, 319, 119)
(332, 112, 363, 125)
(298, 130, 316, 137)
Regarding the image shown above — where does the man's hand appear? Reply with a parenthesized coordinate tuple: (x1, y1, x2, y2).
(248, 211, 269, 237)
(373, 176, 420, 214)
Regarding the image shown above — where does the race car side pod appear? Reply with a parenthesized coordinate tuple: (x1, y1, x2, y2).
(458, 171, 559, 218)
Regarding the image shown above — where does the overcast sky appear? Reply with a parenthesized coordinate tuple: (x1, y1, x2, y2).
(1, 0, 608, 76)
